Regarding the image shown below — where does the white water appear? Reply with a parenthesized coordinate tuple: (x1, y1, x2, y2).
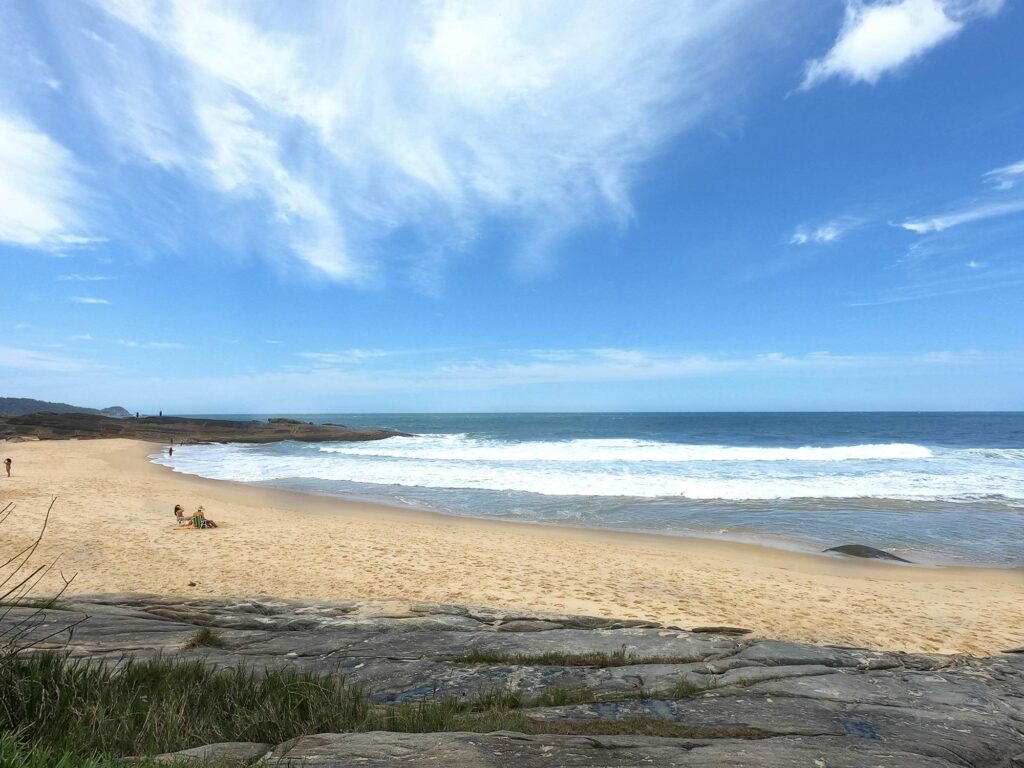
(156, 435, 1024, 502)
(318, 436, 935, 463)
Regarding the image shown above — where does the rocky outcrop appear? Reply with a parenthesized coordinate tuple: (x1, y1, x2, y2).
(0, 413, 411, 444)
(7, 595, 1024, 766)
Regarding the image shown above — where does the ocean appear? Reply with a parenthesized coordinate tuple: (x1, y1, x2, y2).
(153, 412, 1024, 567)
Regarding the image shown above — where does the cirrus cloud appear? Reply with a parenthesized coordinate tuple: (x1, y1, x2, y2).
(0, 113, 89, 248)
(10, 0, 796, 282)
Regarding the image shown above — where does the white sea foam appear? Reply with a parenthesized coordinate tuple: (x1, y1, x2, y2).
(154, 435, 1024, 502)
(317, 436, 935, 463)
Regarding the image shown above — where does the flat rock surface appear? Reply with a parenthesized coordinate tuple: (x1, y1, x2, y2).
(6, 594, 1023, 766)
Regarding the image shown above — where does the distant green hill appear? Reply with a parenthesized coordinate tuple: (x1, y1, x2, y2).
(0, 397, 131, 418)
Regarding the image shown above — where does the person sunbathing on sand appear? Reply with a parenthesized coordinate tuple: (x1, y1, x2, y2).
(193, 506, 218, 529)
(174, 504, 190, 526)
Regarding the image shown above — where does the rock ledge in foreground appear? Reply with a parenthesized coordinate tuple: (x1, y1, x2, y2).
(6, 594, 1021, 767)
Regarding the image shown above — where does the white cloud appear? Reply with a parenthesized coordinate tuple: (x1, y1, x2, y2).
(120, 347, 998, 402)
(983, 160, 1024, 190)
(79, 0, 783, 280)
(790, 217, 861, 245)
(899, 199, 1024, 233)
(801, 0, 1002, 89)
(117, 339, 189, 349)
(56, 234, 107, 246)
(0, 345, 96, 373)
(0, 113, 90, 247)
(58, 274, 116, 281)
(196, 101, 352, 279)
(851, 266, 1024, 304)
(298, 349, 390, 365)
(71, 333, 95, 341)
(71, 296, 111, 305)
(899, 157, 1024, 233)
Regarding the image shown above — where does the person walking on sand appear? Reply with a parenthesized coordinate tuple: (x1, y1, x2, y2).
(4, 458, 11, 477)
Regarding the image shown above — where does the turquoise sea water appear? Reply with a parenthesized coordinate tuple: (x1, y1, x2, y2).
(154, 413, 1024, 566)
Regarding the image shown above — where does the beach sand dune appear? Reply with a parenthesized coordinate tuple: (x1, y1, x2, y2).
(2, 439, 1020, 655)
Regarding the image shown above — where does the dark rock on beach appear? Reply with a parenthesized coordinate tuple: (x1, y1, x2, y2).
(689, 626, 752, 635)
(0, 412, 412, 444)
(6, 594, 1023, 766)
(824, 544, 912, 562)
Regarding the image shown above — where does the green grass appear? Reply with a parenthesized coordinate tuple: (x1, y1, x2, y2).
(184, 626, 229, 649)
(670, 677, 703, 699)
(0, 653, 729, 764)
(454, 647, 701, 668)
(0, 732, 212, 768)
(0, 598, 65, 610)
(0, 653, 371, 758)
(356, 697, 762, 740)
(465, 685, 605, 711)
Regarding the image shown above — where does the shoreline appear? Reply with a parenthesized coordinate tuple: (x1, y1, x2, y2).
(153, 451, 986, 569)
(148, 446, 997, 574)
(2, 438, 1021, 655)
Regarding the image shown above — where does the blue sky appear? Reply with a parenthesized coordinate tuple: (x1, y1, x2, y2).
(1, 0, 1022, 413)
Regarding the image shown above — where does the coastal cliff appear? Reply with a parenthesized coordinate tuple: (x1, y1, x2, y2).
(0, 412, 410, 444)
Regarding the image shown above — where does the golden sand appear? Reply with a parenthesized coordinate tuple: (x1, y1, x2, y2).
(2, 438, 1020, 655)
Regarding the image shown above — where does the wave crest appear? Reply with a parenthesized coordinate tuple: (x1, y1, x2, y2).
(318, 438, 934, 463)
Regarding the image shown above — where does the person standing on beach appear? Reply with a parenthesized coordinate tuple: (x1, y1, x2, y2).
(168, 446, 174, 457)
(4, 458, 10, 477)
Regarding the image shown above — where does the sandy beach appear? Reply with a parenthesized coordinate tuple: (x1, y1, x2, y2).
(2, 438, 1020, 656)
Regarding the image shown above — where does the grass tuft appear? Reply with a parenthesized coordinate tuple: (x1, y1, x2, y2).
(183, 627, 229, 649)
(0, 653, 727, 764)
(0, 653, 370, 759)
(0, 732, 213, 768)
(670, 677, 703, 699)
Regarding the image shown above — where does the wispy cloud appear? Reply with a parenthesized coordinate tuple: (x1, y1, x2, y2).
(983, 159, 1024, 190)
(58, 274, 116, 281)
(277, 346, 993, 390)
(899, 199, 1024, 233)
(898, 158, 1024, 233)
(297, 349, 390, 365)
(0, 113, 90, 248)
(117, 339, 189, 349)
(71, 296, 110, 305)
(801, 0, 1003, 89)
(858, 212, 1024, 304)
(0, 345, 97, 373)
(852, 265, 1024, 304)
(22, 0, 792, 282)
(70, 333, 94, 341)
(26, 346, 1016, 410)
(138, 347, 1015, 407)
(790, 217, 861, 245)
